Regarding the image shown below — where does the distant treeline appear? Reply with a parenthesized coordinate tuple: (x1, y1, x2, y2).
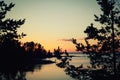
(0, 40, 64, 65)
(0, 1, 65, 67)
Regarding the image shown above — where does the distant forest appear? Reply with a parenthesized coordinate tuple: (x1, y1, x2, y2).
(0, 0, 120, 80)
(0, 1, 65, 67)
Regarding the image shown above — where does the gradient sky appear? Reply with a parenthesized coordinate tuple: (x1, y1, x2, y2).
(4, 0, 101, 52)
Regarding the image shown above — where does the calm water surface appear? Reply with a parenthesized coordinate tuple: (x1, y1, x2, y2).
(26, 63, 74, 80)
(26, 53, 90, 80)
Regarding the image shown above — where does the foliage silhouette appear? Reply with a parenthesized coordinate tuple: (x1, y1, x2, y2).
(0, 1, 27, 66)
(56, 54, 120, 80)
(71, 0, 120, 80)
(0, 1, 54, 70)
(53, 46, 63, 59)
(22, 41, 54, 61)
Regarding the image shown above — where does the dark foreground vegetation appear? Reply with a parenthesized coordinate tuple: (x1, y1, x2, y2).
(0, 1, 66, 71)
(57, 0, 120, 80)
(65, 0, 120, 80)
(0, 0, 120, 80)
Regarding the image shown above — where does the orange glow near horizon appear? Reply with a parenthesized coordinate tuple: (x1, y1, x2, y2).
(20, 38, 77, 52)
(20, 37, 98, 52)
(4, 0, 101, 52)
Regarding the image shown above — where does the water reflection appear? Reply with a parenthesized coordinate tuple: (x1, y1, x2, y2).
(26, 58, 74, 80)
(0, 58, 75, 80)
(0, 66, 27, 80)
(0, 71, 26, 80)
(56, 53, 120, 80)
(0, 61, 42, 80)
(0, 53, 119, 80)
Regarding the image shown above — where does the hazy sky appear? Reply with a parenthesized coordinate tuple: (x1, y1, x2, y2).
(5, 0, 101, 52)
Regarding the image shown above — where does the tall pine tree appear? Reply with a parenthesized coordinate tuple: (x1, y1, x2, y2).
(0, 1, 26, 52)
(72, 0, 120, 75)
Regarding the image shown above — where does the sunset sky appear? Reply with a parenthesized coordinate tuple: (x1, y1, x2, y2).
(5, 0, 101, 52)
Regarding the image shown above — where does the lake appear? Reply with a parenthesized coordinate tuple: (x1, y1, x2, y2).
(0, 52, 118, 80)
(26, 52, 90, 80)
